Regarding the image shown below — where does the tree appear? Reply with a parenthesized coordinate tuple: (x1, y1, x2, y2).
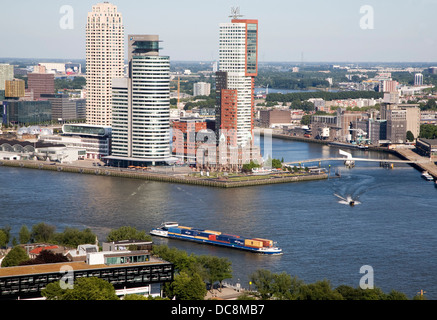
(19, 225, 31, 244)
(0, 229, 8, 248)
(199, 256, 232, 291)
(171, 271, 207, 300)
(31, 222, 56, 243)
(271, 158, 282, 169)
(20, 249, 69, 265)
(294, 279, 343, 300)
(406, 130, 415, 142)
(106, 226, 152, 242)
(42, 277, 119, 300)
(52, 227, 96, 247)
(1, 246, 29, 267)
(249, 269, 275, 299)
(0, 226, 11, 246)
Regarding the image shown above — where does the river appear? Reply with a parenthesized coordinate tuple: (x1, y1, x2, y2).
(1, 138, 436, 299)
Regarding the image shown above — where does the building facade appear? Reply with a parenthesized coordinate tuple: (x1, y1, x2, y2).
(193, 82, 211, 96)
(27, 73, 55, 99)
(5, 79, 25, 98)
(0, 64, 14, 91)
(40, 124, 112, 160)
(216, 17, 258, 147)
(107, 35, 173, 166)
(0, 249, 173, 300)
(40, 94, 77, 121)
(2, 100, 52, 125)
(172, 118, 208, 161)
(86, 2, 124, 126)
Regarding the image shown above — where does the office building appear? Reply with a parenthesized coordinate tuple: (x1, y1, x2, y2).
(40, 94, 77, 121)
(172, 118, 208, 161)
(40, 123, 111, 160)
(86, 2, 124, 126)
(2, 100, 52, 126)
(107, 35, 173, 167)
(5, 79, 25, 98)
(27, 73, 55, 99)
(386, 109, 407, 144)
(0, 64, 14, 91)
(216, 16, 258, 147)
(0, 248, 173, 300)
(193, 82, 211, 96)
(259, 109, 292, 128)
(414, 73, 423, 86)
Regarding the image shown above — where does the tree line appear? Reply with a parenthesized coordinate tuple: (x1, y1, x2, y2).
(266, 91, 383, 103)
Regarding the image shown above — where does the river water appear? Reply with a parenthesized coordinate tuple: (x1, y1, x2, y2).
(1, 138, 436, 299)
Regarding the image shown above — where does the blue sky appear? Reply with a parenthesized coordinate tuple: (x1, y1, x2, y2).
(1, 0, 436, 62)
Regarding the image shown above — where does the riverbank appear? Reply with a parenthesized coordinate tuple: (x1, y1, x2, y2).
(0, 159, 328, 188)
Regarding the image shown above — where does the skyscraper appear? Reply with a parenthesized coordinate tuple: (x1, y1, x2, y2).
(85, 2, 124, 126)
(216, 13, 258, 147)
(414, 73, 423, 86)
(108, 35, 172, 166)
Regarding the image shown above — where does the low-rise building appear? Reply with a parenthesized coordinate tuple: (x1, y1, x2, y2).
(0, 249, 173, 300)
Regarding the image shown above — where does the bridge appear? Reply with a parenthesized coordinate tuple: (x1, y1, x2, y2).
(283, 149, 428, 166)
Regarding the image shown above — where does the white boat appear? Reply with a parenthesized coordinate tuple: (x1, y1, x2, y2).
(421, 171, 434, 181)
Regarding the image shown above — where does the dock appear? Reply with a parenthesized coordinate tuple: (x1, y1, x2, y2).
(393, 149, 437, 179)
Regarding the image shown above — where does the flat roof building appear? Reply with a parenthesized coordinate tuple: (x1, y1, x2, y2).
(0, 249, 173, 300)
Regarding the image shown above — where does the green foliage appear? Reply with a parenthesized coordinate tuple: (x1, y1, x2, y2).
(52, 227, 96, 248)
(19, 225, 31, 244)
(406, 130, 415, 142)
(171, 271, 207, 300)
(54, 76, 86, 91)
(249, 269, 413, 300)
(31, 222, 56, 243)
(152, 245, 232, 300)
(242, 160, 261, 172)
(267, 91, 383, 103)
(0, 229, 8, 248)
(42, 277, 119, 300)
(420, 124, 437, 139)
(106, 226, 152, 242)
(271, 158, 282, 169)
(1, 246, 29, 267)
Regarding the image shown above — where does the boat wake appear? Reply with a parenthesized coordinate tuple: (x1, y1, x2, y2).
(334, 193, 361, 206)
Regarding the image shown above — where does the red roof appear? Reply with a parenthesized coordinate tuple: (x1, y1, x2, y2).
(29, 245, 59, 255)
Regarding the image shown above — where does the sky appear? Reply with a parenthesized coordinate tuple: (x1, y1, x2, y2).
(1, 0, 437, 62)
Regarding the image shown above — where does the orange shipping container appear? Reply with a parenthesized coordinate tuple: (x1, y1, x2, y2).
(253, 238, 273, 247)
(244, 239, 263, 248)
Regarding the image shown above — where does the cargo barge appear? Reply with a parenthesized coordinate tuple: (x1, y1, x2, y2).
(150, 222, 282, 255)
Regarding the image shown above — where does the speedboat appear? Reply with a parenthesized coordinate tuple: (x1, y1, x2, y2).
(421, 171, 434, 181)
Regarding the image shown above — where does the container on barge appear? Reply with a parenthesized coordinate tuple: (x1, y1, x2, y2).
(150, 222, 282, 255)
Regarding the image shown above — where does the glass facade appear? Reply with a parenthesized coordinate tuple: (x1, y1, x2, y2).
(105, 253, 150, 265)
(2, 100, 52, 125)
(62, 124, 110, 137)
(246, 23, 258, 75)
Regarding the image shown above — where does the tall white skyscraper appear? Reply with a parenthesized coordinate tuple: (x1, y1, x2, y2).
(414, 73, 423, 86)
(216, 14, 258, 147)
(108, 35, 172, 166)
(86, 2, 124, 126)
